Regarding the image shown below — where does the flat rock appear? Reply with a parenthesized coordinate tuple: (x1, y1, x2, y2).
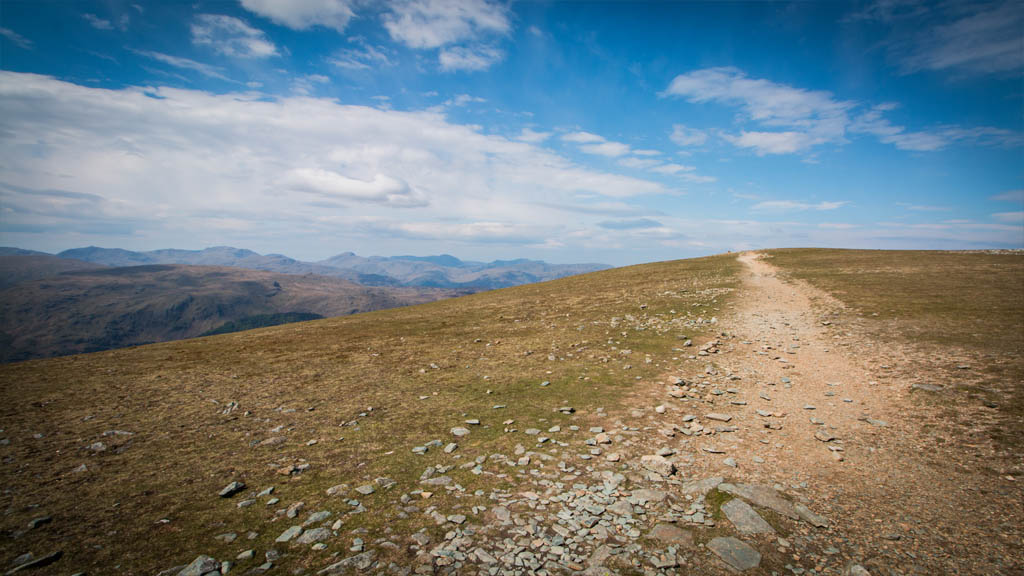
(450, 427, 470, 437)
(8, 551, 63, 574)
(718, 482, 799, 520)
(705, 413, 732, 422)
(276, 525, 303, 543)
(707, 537, 761, 571)
(631, 488, 668, 503)
(648, 523, 692, 546)
(722, 498, 775, 534)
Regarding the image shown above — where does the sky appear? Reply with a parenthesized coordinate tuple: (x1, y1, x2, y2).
(0, 0, 1021, 266)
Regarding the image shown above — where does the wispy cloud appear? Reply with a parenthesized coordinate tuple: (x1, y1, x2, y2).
(669, 124, 707, 147)
(134, 50, 232, 81)
(752, 200, 849, 211)
(663, 67, 852, 155)
(240, 0, 354, 32)
(0, 27, 33, 50)
(191, 14, 278, 59)
(896, 202, 951, 212)
(291, 74, 330, 96)
(991, 190, 1024, 203)
(892, 1, 1023, 76)
(516, 128, 551, 143)
(82, 13, 115, 30)
(598, 218, 663, 230)
(992, 211, 1024, 224)
(330, 44, 391, 71)
(439, 45, 504, 72)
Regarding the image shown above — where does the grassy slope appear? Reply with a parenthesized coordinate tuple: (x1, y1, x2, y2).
(0, 254, 739, 575)
(765, 248, 1024, 448)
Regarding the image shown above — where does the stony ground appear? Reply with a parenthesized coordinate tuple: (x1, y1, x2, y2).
(1, 250, 1020, 576)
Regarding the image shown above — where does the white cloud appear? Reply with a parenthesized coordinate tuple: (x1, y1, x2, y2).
(439, 45, 503, 71)
(134, 50, 232, 81)
(191, 14, 278, 59)
(664, 66, 1018, 154)
(669, 124, 707, 146)
(516, 128, 550, 143)
(895, 202, 951, 212)
(1, 27, 34, 49)
(330, 44, 391, 71)
(818, 222, 859, 229)
(721, 131, 813, 155)
(752, 200, 849, 211)
(0, 72, 673, 256)
(240, 0, 354, 32)
(282, 169, 427, 207)
(382, 0, 510, 49)
(632, 149, 661, 156)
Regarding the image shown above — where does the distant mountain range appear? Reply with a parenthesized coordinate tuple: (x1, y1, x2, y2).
(56, 246, 609, 289)
(0, 246, 608, 361)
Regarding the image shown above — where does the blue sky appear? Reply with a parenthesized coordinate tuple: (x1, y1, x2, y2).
(0, 0, 1021, 265)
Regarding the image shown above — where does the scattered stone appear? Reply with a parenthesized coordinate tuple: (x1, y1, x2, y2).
(355, 484, 375, 495)
(718, 483, 799, 519)
(640, 454, 675, 477)
(177, 555, 219, 576)
(450, 427, 470, 437)
(7, 551, 63, 574)
(795, 503, 829, 527)
(814, 429, 837, 442)
(317, 550, 377, 574)
(705, 413, 732, 422)
(219, 481, 246, 498)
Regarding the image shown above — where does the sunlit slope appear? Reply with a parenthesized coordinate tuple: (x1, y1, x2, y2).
(0, 253, 739, 574)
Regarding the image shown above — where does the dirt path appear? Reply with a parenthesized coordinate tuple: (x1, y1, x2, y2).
(700, 251, 1023, 575)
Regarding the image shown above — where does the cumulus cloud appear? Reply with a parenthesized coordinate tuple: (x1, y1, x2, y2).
(382, 0, 510, 71)
(240, 0, 355, 32)
(562, 131, 605, 144)
(0, 71, 672, 254)
(580, 141, 630, 157)
(191, 14, 278, 59)
(382, 0, 510, 49)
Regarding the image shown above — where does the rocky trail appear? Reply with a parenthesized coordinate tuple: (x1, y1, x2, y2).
(7, 252, 1021, 576)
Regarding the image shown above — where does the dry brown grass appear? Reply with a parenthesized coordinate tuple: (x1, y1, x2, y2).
(0, 254, 740, 575)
